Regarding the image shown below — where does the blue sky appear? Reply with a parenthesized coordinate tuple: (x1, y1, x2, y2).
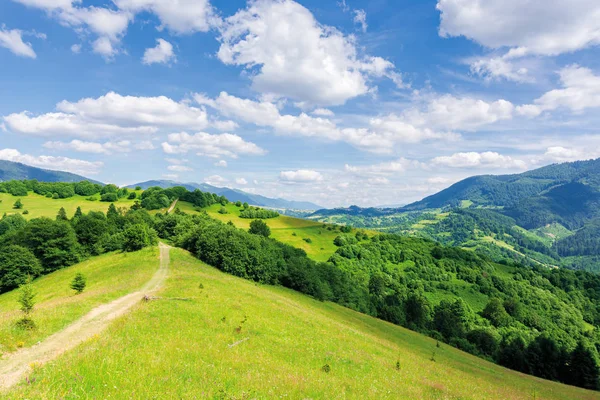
(1, 0, 600, 207)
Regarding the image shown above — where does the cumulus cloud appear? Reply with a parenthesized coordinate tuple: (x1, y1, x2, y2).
(167, 165, 193, 172)
(134, 140, 155, 150)
(70, 43, 82, 53)
(345, 158, 425, 175)
(214, 159, 227, 167)
(539, 146, 600, 163)
(431, 151, 527, 169)
(216, 0, 401, 106)
(161, 131, 266, 158)
(0, 27, 37, 58)
(437, 0, 600, 56)
(114, 0, 218, 34)
(311, 108, 334, 117)
(280, 169, 323, 182)
(142, 38, 176, 65)
(3, 92, 208, 139)
(43, 139, 131, 154)
(0, 148, 103, 175)
(204, 174, 227, 185)
(469, 54, 531, 83)
(517, 65, 600, 117)
(235, 177, 248, 185)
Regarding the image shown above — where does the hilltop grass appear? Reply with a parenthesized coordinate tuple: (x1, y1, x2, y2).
(0, 247, 158, 354)
(0, 191, 142, 220)
(181, 202, 356, 262)
(8, 248, 599, 400)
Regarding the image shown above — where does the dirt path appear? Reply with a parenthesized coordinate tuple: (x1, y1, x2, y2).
(166, 198, 179, 214)
(0, 243, 171, 391)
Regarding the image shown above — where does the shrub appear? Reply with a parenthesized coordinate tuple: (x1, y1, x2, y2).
(249, 219, 271, 238)
(13, 199, 23, 209)
(0, 245, 42, 293)
(101, 193, 118, 202)
(128, 192, 137, 200)
(122, 224, 157, 252)
(70, 273, 87, 294)
(303, 238, 312, 244)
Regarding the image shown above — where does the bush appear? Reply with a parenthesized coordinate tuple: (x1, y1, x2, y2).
(13, 199, 23, 209)
(0, 245, 42, 293)
(249, 219, 271, 238)
(128, 192, 137, 200)
(122, 224, 157, 252)
(101, 193, 118, 202)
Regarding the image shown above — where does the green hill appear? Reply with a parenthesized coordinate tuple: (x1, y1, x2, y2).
(5, 247, 597, 399)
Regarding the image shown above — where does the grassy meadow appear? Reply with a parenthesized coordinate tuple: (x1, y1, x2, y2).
(7, 247, 598, 399)
(0, 247, 159, 354)
(194, 202, 360, 261)
(0, 191, 143, 220)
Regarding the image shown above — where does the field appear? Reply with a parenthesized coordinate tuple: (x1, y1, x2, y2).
(0, 191, 142, 220)
(0, 248, 159, 353)
(6, 247, 598, 399)
(187, 202, 356, 262)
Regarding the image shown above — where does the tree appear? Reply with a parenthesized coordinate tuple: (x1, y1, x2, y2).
(122, 224, 156, 252)
(18, 277, 36, 316)
(481, 298, 511, 327)
(70, 272, 87, 294)
(0, 245, 42, 292)
(128, 192, 137, 200)
(101, 193, 118, 202)
(433, 299, 472, 340)
(568, 340, 600, 390)
(13, 199, 23, 209)
(249, 219, 271, 237)
(107, 203, 119, 220)
(74, 206, 83, 219)
(56, 207, 68, 221)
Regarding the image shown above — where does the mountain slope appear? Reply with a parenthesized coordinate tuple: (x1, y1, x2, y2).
(0, 160, 101, 184)
(127, 180, 322, 210)
(7, 247, 597, 399)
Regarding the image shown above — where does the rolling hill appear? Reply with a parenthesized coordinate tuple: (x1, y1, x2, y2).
(3, 246, 597, 399)
(0, 160, 102, 184)
(127, 179, 322, 210)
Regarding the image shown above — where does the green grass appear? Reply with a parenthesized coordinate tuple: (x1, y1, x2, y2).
(185, 202, 359, 262)
(0, 191, 142, 220)
(0, 247, 159, 354)
(8, 248, 598, 399)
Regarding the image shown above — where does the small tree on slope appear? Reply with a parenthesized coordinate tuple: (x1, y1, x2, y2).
(70, 272, 87, 294)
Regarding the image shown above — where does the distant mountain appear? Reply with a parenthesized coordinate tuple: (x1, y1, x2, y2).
(127, 180, 322, 210)
(0, 160, 101, 184)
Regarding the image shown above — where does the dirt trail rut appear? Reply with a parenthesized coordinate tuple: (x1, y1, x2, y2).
(0, 243, 171, 390)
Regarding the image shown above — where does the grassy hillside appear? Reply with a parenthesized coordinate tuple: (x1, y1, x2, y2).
(0, 248, 158, 353)
(8, 248, 597, 400)
(0, 191, 142, 220)
(193, 202, 361, 261)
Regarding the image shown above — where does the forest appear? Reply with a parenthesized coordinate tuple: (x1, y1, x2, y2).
(1, 182, 600, 390)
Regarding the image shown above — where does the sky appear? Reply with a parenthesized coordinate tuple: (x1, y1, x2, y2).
(1, 0, 600, 208)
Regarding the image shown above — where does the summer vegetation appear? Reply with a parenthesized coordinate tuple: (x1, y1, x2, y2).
(2, 180, 600, 391)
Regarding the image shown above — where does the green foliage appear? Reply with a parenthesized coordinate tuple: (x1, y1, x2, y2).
(249, 219, 271, 237)
(70, 272, 87, 294)
(0, 245, 42, 292)
(122, 224, 157, 252)
(218, 207, 229, 215)
(56, 207, 68, 221)
(239, 208, 279, 219)
(128, 192, 137, 200)
(13, 199, 23, 209)
(100, 193, 118, 202)
(18, 277, 36, 316)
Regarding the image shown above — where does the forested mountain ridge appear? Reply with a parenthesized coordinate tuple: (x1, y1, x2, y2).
(308, 158, 600, 272)
(0, 160, 101, 184)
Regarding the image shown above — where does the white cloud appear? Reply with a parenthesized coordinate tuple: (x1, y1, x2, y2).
(4, 92, 209, 139)
(469, 55, 531, 83)
(161, 131, 266, 158)
(437, 0, 600, 56)
(353, 9, 367, 33)
(0, 148, 103, 175)
(204, 174, 227, 185)
(427, 176, 453, 184)
(214, 159, 227, 167)
(280, 169, 323, 182)
(518, 65, 600, 117)
(211, 119, 239, 131)
(345, 158, 425, 175)
(134, 140, 155, 150)
(368, 177, 389, 185)
(235, 177, 248, 185)
(431, 151, 527, 169)
(142, 38, 176, 65)
(167, 165, 193, 172)
(43, 139, 131, 154)
(311, 108, 334, 117)
(539, 146, 600, 163)
(0, 27, 37, 58)
(114, 0, 217, 34)
(70, 43, 82, 53)
(216, 0, 401, 106)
